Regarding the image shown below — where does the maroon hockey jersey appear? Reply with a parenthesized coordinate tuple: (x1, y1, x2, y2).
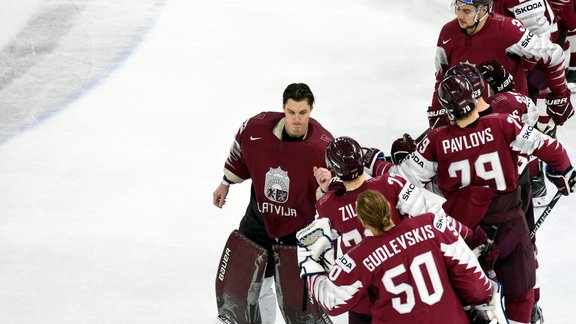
(399, 114, 570, 225)
(307, 212, 491, 323)
(224, 111, 333, 238)
(315, 174, 407, 253)
(432, 13, 567, 109)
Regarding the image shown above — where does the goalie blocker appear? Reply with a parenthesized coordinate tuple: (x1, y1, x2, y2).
(216, 230, 332, 324)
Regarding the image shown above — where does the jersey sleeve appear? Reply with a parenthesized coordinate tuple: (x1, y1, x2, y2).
(398, 134, 438, 187)
(432, 25, 451, 109)
(433, 213, 492, 305)
(507, 0, 556, 38)
(506, 116, 571, 171)
(305, 268, 365, 316)
(223, 119, 251, 183)
(505, 19, 568, 95)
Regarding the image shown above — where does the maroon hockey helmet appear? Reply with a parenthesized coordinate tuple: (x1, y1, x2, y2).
(437, 74, 477, 119)
(325, 136, 364, 181)
(445, 62, 485, 99)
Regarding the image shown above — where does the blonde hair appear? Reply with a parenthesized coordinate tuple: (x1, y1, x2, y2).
(356, 190, 392, 232)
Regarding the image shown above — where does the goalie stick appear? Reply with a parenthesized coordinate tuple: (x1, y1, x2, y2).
(530, 177, 576, 239)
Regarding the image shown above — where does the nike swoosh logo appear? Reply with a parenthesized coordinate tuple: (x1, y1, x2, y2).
(442, 39, 452, 45)
(250, 136, 262, 141)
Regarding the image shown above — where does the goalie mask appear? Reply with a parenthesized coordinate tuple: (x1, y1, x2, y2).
(438, 74, 477, 120)
(446, 62, 485, 99)
(325, 136, 364, 181)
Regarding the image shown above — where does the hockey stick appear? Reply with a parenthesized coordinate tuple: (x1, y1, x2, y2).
(414, 127, 430, 144)
(530, 190, 564, 239)
(530, 178, 576, 239)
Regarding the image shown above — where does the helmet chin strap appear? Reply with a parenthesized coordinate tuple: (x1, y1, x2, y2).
(468, 5, 489, 34)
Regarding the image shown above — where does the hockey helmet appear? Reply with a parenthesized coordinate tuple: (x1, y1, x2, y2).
(325, 136, 364, 181)
(437, 74, 477, 119)
(446, 62, 485, 99)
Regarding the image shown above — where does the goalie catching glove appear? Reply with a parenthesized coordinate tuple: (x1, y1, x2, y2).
(545, 165, 576, 196)
(296, 218, 336, 278)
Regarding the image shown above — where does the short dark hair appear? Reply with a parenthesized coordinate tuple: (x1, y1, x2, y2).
(282, 83, 315, 106)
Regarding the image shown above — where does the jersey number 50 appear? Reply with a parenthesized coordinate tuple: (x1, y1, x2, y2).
(383, 251, 444, 314)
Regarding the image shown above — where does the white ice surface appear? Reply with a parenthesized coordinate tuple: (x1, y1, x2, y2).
(0, 0, 575, 323)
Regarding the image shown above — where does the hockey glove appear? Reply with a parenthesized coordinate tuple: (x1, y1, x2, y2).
(427, 105, 451, 128)
(478, 243, 499, 276)
(546, 91, 574, 126)
(464, 226, 499, 275)
(296, 218, 335, 278)
(545, 165, 576, 196)
(362, 147, 386, 175)
(478, 60, 515, 93)
(472, 279, 508, 324)
(463, 226, 488, 254)
(390, 133, 417, 165)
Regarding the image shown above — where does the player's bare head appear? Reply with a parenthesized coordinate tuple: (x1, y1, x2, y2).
(282, 83, 314, 138)
(283, 83, 315, 107)
(446, 62, 485, 99)
(454, 0, 491, 32)
(325, 136, 364, 181)
(356, 190, 392, 233)
(438, 74, 477, 120)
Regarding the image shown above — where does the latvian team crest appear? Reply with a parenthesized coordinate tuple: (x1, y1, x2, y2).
(264, 167, 290, 203)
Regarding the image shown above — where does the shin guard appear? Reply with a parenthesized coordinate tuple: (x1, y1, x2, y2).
(272, 245, 333, 324)
(216, 230, 268, 324)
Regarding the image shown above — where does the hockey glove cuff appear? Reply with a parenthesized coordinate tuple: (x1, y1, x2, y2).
(362, 147, 385, 176)
(545, 165, 576, 196)
(427, 105, 451, 129)
(546, 91, 574, 126)
(390, 133, 417, 165)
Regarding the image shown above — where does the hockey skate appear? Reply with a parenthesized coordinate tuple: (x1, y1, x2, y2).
(531, 302, 544, 324)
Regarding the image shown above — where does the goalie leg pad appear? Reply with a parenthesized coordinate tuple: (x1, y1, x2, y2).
(216, 230, 268, 324)
(272, 245, 333, 324)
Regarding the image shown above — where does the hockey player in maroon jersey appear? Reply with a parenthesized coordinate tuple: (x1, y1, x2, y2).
(450, 61, 549, 323)
(549, 0, 576, 83)
(428, 0, 573, 130)
(398, 74, 575, 323)
(491, 0, 569, 211)
(492, 0, 558, 40)
(212, 83, 334, 323)
(314, 136, 498, 324)
(296, 190, 508, 324)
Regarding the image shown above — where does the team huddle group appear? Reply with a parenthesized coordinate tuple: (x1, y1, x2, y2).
(212, 0, 576, 323)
